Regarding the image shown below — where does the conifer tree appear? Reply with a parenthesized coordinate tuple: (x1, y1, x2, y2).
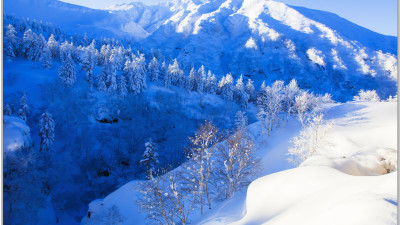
(40, 45, 52, 69)
(4, 24, 18, 60)
(39, 112, 55, 151)
(140, 139, 159, 179)
(197, 65, 206, 92)
(58, 54, 76, 88)
(19, 92, 29, 121)
(245, 79, 256, 102)
(118, 74, 128, 98)
(187, 67, 197, 91)
(47, 34, 60, 59)
(206, 71, 217, 94)
(4, 104, 12, 116)
(148, 57, 160, 82)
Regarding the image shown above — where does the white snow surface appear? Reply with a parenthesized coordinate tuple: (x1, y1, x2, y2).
(3, 116, 32, 151)
(84, 101, 397, 225)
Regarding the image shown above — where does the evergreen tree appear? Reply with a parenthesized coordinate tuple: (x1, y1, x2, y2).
(159, 61, 167, 83)
(19, 92, 29, 121)
(206, 71, 217, 94)
(47, 34, 60, 59)
(234, 75, 249, 108)
(81, 41, 97, 86)
(131, 54, 147, 94)
(39, 112, 55, 151)
(140, 139, 159, 179)
(187, 67, 197, 91)
(148, 57, 160, 82)
(118, 74, 128, 98)
(58, 54, 76, 88)
(97, 71, 108, 92)
(197, 65, 206, 92)
(4, 24, 18, 60)
(4, 103, 12, 116)
(22, 29, 39, 60)
(219, 73, 234, 101)
(245, 78, 256, 102)
(40, 44, 52, 69)
(168, 59, 184, 87)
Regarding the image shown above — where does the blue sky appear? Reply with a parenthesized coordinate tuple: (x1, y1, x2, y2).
(60, 0, 397, 36)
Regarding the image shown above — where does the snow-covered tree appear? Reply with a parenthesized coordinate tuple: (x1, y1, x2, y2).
(4, 103, 12, 116)
(168, 59, 185, 87)
(218, 126, 259, 199)
(187, 121, 220, 215)
(98, 44, 111, 65)
(47, 34, 60, 59)
(129, 54, 147, 94)
(97, 71, 108, 92)
(234, 111, 248, 129)
(206, 71, 217, 94)
(22, 29, 37, 59)
(287, 113, 333, 165)
(159, 61, 167, 83)
(197, 65, 206, 92)
(40, 44, 52, 69)
(137, 176, 175, 225)
(58, 54, 76, 88)
(39, 111, 55, 151)
(187, 67, 197, 91)
(353, 89, 380, 102)
(4, 24, 18, 60)
(59, 41, 74, 62)
(80, 41, 97, 86)
(234, 75, 249, 108)
(282, 79, 300, 121)
(148, 57, 160, 82)
(295, 91, 314, 126)
(118, 74, 128, 98)
(18, 92, 29, 121)
(140, 139, 159, 179)
(244, 79, 256, 103)
(257, 80, 285, 135)
(218, 73, 234, 101)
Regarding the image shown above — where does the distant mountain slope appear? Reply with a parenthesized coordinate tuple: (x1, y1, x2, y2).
(4, 0, 397, 100)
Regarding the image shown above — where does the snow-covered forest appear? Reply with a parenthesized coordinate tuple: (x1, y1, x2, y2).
(3, 0, 397, 224)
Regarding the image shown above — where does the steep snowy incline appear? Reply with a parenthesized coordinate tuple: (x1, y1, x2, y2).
(82, 101, 397, 225)
(196, 101, 397, 225)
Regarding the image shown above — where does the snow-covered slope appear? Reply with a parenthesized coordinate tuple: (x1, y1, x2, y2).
(4, 0, 397, 100)
(83, 101, 397, 225)
(3, 116, 32, 151)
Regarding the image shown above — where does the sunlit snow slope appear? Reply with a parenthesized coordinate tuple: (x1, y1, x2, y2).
(198, 101, 397, 225)
(4, 0, 397, 101)
(83, 101, 397, 225)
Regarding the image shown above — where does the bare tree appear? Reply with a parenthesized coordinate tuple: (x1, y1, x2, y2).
(136, 175, 175, 225)
(218, 127, 260, 199)
(187, 121, 220, 215)
(287, 113, 333, 165)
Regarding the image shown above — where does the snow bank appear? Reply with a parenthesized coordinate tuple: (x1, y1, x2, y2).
(199, 101, 397, 225)
(3, 116, 32, 151)
(236, 166, 396, 225)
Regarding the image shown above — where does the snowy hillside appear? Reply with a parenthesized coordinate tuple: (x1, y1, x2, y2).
(4, 0, 397, 100)
(82, 101, 397, 225)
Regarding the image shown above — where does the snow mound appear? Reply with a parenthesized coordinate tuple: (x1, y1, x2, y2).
(302, 147, 397, 176)
(236, 166, 396, 225)
(3, 115, 32, 151)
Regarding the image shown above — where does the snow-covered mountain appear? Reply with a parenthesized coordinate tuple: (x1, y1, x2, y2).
(4, 0, 397, 101)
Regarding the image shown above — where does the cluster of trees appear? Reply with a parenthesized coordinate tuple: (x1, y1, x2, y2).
(4, 22, 340, 113)
(137, 115, 260, 224)
(287, 113, 333, 165)
(257, 79, 334, 135)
